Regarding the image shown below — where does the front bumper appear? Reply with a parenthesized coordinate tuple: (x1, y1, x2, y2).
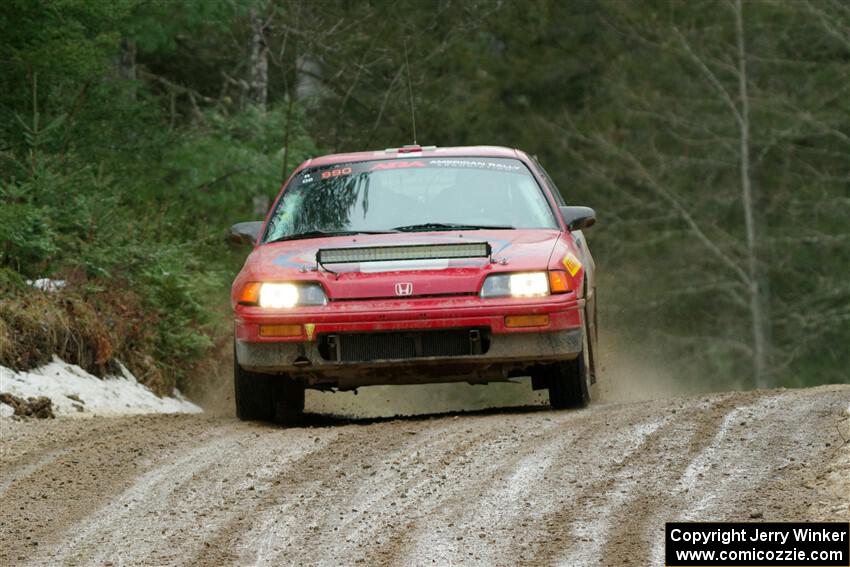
(234, 294, 584, 388)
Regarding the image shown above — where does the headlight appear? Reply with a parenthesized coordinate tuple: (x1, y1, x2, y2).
(480, 272, 549, 298)
(259, 283, 300, 308)
(240, 282, 328, 307)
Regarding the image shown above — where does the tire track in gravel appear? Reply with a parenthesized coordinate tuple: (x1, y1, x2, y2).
(586, 393, 769, 567)
(550, 417, 675, 567)
(2, 385, 847, 567)
(505, 407, 688, 567)
(234, 421, 461, 566)
(529, 394, 742, 567)
(30, 430, 248, 567)
(30, 424, 341, 566)
(363, 413, 595, 567)
(0, 417, 164, 496)
(0, 415, 224, 566)
(644, 387, 850, 566)
(393, 411, 642, 567)
(187, 420, 420, 566)
(0, 448, 69, 496)
(193, 416, 509, 566)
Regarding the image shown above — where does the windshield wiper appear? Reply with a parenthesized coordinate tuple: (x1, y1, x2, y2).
(391, 222, 515, 232)
(267, 229, 396, 243)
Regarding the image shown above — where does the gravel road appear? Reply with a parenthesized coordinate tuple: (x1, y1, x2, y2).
(1, 384, 848, 566)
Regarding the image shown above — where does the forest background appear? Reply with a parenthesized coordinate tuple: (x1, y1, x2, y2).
(2, 0, 848, 396)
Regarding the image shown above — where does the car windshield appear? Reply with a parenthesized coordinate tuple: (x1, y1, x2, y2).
(263, 157, 558, 242)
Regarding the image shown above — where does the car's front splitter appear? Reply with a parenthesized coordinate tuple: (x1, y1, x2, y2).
(235, 328, 582, 389)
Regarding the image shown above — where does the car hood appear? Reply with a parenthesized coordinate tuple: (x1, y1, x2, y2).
(244, 230, 562, 300)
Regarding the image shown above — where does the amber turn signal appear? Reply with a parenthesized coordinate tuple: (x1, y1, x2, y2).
(239, 282, 262, 305)
(548, 271, 570, 293)
(259, 324, 303, 337)
(505, 314, 550, 328)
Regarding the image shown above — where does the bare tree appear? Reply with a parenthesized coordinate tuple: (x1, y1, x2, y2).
(249, 7, 269, 112)
(559, 0, 780, 387)
(115, 38, 137, 101)
(733, 0, 768, 387)
(671, 0, 767, 386)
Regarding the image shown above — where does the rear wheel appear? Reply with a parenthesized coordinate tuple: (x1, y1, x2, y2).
(234, 353, 305, 423)
(547, 326, 591, 409)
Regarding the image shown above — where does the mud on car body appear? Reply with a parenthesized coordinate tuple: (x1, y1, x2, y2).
(229, 145, 598, 422)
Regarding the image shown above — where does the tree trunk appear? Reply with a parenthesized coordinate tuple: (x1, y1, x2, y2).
(249, 8, 268, 112)
(116, 39, 137, 101)
(281, 93, 295, 182)
(734, 0, 769, 388)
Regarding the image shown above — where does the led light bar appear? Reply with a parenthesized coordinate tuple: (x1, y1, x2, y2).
(317, 242, 491, 264)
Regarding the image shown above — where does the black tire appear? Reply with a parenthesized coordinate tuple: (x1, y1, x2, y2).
(548, 327, 591, 410)
(271, 377, 305, 425)
(234, 353, 305, 423)
(234, 354, 273, 421)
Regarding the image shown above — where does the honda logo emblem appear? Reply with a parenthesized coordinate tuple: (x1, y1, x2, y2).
(395, 282, 413, 296)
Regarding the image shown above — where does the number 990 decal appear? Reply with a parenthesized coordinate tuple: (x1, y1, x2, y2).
(321, 167, 352, 179)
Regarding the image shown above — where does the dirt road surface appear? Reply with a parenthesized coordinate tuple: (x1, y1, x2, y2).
(1, 384, 848, 566)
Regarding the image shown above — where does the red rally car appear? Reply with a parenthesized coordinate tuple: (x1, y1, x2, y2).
(229, 145, 598, 422)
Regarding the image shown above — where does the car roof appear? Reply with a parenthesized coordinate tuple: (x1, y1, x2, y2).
(301, 145, 527, 170)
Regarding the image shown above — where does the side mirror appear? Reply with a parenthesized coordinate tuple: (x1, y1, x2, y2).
(226, 221, 263, 246)
(559, 206, 596, 231)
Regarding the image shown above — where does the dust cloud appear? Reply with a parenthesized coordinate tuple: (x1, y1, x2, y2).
(187, 343, 549, 419)
(305, 329, 697, 418)
(593, 331, 697, 403)
(306, 379, 548, 419)
(184, 340, 236, 418)
(190, 330, 697, 419)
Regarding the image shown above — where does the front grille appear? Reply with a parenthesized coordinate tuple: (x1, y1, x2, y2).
(318, 328, 489, 362)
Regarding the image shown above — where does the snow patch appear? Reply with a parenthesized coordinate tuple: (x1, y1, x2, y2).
(0, 356, 201, 418)
(26, 278, 66, 292)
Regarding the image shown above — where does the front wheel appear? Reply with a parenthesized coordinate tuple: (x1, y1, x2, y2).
(547, 329, 591, 409)
(271, 377, 305, 425)
(234, 353, 305, 423)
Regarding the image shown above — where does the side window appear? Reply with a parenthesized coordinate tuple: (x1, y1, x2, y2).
(533, 157, 566, 206)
